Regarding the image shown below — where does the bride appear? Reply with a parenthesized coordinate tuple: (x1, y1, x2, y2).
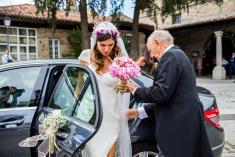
(79, 21, 132, 157)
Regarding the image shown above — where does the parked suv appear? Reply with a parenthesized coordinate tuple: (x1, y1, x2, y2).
(0, 60, 224, 157)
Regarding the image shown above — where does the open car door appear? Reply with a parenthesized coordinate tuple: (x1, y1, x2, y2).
(36, 65, 102, 157)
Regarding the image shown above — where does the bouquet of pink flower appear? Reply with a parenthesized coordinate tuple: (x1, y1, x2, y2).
(109, 56, 141, 93)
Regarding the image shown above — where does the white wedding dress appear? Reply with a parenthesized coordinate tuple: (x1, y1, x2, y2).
(79, 50, 132, 157)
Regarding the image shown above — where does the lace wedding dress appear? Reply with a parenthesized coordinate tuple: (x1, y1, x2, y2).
(79, 50, 132, 157)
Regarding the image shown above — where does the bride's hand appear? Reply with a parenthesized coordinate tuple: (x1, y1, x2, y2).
(126, 109, 139, 120)
(115, 80, 128, 93)
(116, 80, 137, 94)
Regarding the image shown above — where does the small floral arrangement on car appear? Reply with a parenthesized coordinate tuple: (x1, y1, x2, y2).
(109, 56, 141, 93)
(19, 109, 66, 157)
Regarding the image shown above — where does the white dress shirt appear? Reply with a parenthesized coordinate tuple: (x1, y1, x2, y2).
(1, 54, 14, 64)
(134, 44, 174, 119)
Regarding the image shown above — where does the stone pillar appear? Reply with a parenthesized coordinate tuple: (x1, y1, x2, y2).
(212, 31, 226, 80)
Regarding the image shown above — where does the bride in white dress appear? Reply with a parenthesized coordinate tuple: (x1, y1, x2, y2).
(79, 21, 132, 157)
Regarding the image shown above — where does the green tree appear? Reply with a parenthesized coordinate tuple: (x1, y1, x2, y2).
(130, 0, 156, 59)
(34, 0, 108, 50)
(64, 27, 82, 58)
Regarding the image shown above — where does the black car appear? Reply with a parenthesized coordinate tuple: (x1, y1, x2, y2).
(0, 60, 224, 157)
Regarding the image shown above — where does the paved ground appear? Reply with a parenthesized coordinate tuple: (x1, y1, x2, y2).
(196, 77, 235, 157)
(221, 120, 235, 157)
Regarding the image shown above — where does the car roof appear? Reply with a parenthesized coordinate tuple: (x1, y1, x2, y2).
(0, 59, 80, 69)
(1, 59, 213, 97)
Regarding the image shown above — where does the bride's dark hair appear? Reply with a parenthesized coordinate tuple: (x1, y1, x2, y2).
(92, 33, 120, 74)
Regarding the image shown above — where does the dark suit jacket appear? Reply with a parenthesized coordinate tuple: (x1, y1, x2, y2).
(134, 46, 213, 157)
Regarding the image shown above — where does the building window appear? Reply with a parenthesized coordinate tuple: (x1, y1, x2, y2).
(49, 39, 60, 59)
(0, 26, 37, 61)
(172, 14, 181, 24)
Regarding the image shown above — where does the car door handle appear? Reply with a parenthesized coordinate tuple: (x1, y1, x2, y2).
(0, 115, 25, 128)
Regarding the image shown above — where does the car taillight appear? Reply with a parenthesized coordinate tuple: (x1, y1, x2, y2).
(204, 108, 220, 128)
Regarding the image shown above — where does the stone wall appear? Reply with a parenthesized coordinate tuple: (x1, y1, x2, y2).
(162, 0, 234, 28)
(37, 28, 71, 59)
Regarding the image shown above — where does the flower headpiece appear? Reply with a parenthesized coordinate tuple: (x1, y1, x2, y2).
(92, 21, 120, 39)
(90, 21, 128, 57)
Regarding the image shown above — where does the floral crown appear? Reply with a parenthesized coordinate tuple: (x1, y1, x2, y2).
(95, 29, 120, 38)
(92, 21, 120, 39)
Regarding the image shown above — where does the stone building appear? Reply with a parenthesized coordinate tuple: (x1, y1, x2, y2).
(140, 0, 235, 79)
(0, 4, 154, 62)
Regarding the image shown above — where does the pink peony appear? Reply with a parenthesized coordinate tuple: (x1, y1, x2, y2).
(109, 56, 141, 80)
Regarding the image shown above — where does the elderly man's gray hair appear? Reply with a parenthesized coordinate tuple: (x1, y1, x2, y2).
(148, 30, 174, 44)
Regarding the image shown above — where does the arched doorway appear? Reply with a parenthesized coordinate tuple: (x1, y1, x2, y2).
(204, 31, 235, 75)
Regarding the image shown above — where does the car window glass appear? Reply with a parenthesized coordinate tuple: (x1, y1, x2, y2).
(0, 67, 41, 108)
(66, 67, 88, 97)
(74, 83, 96, 125)
(48, 67, 89, 116)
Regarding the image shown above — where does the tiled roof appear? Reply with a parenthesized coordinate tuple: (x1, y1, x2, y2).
(0, 4, 154, 27)
(0, 4, 96, 23)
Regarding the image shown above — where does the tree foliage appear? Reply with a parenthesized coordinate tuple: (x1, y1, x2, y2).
(35, 0, 72, 29)
(34, 0, 124, 50)
(65, 27, 82, 58)
(130, 0, 157, 59)
(34, 0, 124, 29)
(109, 0, 124, 26)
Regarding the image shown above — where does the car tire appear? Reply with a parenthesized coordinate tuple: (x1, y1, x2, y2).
(132, 142, 158, 157)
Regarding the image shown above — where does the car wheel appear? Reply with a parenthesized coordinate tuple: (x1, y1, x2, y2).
(132, 142, 158, 157)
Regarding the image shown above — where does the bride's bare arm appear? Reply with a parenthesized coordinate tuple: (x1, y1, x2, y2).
(80, 60, 89, 66)
(136, 56, 145, 66)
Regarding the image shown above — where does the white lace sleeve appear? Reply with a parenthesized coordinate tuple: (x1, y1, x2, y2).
(78, 49, 91, 64)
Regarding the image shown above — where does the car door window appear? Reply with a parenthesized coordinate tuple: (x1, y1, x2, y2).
(48, 67, 90, 117)
(74, 83, 96, 125)
(66, 66, 88, 97)
(0, 67, 41, 108)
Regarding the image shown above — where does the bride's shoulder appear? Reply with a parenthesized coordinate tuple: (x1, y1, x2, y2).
(79, 49, 92, 65)
(79, 49, 91, 58)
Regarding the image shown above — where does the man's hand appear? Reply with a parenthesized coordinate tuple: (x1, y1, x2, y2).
(126, 109, 139, 120)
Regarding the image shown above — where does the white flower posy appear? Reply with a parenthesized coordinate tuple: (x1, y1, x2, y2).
(39, 110, 66, 133)
(19, 109, 66, 157)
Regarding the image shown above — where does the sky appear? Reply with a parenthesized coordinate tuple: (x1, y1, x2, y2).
(0, 0, 134, 18)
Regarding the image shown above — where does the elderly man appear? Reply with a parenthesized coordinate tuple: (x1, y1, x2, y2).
(125, 30, 213, 157)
